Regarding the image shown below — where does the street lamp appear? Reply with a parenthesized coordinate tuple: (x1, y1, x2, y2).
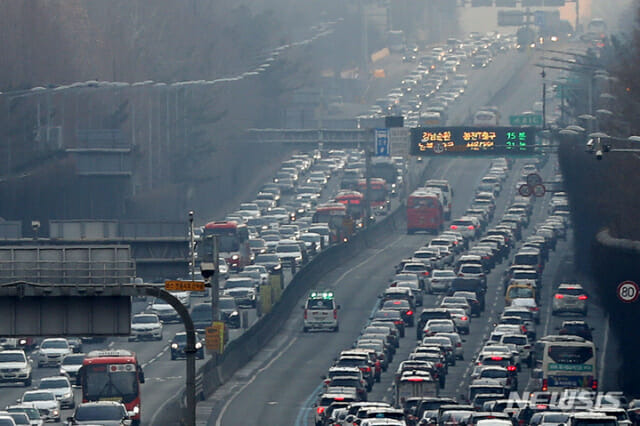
(189, 210, 195, 282)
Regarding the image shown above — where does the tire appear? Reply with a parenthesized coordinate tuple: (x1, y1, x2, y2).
(375, 375, 381, 383)
(407, 229, 414, 235)
(333, 325, 339, 332)
(24, 376, 32, 387)
(170, 353, 176, 361)
(303, 327, 309, 333)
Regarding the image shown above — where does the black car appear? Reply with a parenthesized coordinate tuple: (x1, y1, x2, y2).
(416, 308, 452, 340)
(371, 309, 406, 338)
(219, 297, 241, 329)
(170, 332, 205, 360)
(558, 320, 593, 341)
(380, 299, 415, 327)
(254, 253, 283, 274)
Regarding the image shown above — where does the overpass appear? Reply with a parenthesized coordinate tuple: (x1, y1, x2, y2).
(247, 128, 373, 145)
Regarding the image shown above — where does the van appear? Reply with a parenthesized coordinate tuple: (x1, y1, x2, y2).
(513, 248, 543, 274)
(425, 179, 453, 219)
(190, 304, 212, 332)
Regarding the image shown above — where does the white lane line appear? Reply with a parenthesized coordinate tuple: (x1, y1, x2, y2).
(214, 336, 299, 426)
(598, 314, 609, 386)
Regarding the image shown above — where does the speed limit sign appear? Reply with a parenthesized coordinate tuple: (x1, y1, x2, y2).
(617, 280, 640, 303)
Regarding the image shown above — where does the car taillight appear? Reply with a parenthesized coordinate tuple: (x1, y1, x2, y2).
(317, 407, 325, 415)
(578, 295, 588, 300)
(394, 320, 403, 325)
(423, 271, 430, 276)
(531, 307, 539, 311)
(436, 363, 443, 368)
(324, 379, 330, 384)
(456, 342, 462, 347)
(521, 326, 527, 333)
(364, 366, 371, 372)
(542, 379, 548, 392)
(507, 365, 517, 372)
(333, 309, 337, 319)
(461, 316, 468, 321)
(555, 294, 564, 299)
(491, 356, 503, 361)
(591, 379, 598, 390)
(304, 309, 308, 319)
(468, 225, 475, 230)
(406, 310, 413, 316)
(450, 225, 458, 230)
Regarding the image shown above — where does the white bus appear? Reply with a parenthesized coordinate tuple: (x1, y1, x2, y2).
(535, 335, 597, 392)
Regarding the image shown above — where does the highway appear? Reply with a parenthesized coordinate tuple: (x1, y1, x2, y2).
(197, 43, 622, 426)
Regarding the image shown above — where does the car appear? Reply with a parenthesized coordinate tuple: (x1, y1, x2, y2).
(148, 297, 180, 323)
(0, 416, 16, 426)
(303, 290, 340, 332)
(170, 332, 205, 360)
(17, 390, 60, 422)
(6, 405, 43, 426)
(37, 376, 74, 408)
(36, 338, 72, 368)
(222, 277, 258, 308)
(429, 269, 456, 293)
(558, 320, 594, 341)
(67, 401, 131, 425)
(445, 308, 470, 335)
(129, 313, 163, 341)
(59, 353, 85, 386)
(457, 263, 487, 287)
(0, 350, 32, 387)
(423, 319, 456, 337)
(243, 265, 269, 284)
(510, 298, 540, 324)
(552, 283, 589, 315)
(217, 296, 241, 329)
(254, 253, 283, 273)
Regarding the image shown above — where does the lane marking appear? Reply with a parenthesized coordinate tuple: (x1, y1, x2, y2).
(294, 381, 324, 426)
(214, 336, 298, 426)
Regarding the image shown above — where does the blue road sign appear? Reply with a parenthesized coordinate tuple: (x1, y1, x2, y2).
(375, 128, 390, 156)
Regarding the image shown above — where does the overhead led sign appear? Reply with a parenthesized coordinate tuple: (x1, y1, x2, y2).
(410, 127, 537, 156)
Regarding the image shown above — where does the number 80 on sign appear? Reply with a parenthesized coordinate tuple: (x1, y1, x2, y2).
(617, 280, 639, 303)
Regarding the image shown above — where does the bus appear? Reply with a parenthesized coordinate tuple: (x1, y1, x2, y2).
(370, 157, 401, 197)
(407, 190, 444, 234)
(534, 336, 597, 392)
(334, 190, 365, 224)
(200, 221, 251, 271)
(312, 203, 355, 244)
(80, 350, 145, 425)
(357, 178, 390, 215)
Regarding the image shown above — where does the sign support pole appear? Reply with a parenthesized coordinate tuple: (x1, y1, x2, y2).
(211, 236, 220, 322)
(364, 149, 372, 227)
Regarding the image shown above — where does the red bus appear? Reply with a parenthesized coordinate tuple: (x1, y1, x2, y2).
(357, 178, 390, 215)
(334, 190, 365, 224)
(201, 221, 251, 271)
(407, 190, 444, 234)
(312, 203, 355, 244)
(80, 350, 145, 425)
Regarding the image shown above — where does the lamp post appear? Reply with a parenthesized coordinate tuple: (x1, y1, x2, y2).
(189, 210, 195, 282)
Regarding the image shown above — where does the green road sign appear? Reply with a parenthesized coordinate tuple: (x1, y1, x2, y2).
(510, 114, 543, 126)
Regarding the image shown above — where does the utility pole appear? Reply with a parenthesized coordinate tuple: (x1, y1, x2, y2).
(189, 211, 195, 282)
(211, 236, 220, 321)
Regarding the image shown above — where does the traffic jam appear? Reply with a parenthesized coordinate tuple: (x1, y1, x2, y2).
(309, 156, 628, 426)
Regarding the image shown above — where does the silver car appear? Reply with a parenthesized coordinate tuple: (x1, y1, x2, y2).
(552, 283, 588, 315)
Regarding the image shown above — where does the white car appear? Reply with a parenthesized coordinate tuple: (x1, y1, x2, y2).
(275, 240, 303, 266)
(129, 313, 164, 341)
(0, 350, 32, 386)
(552, 283, 588, 316)
(429, 269, 456, 293)
(170, 291, 191, 308)
(243, 265, 269, 284)
(37, 376, 74, 408)
(6, 405, 44, 426)
(59, 353, 85, 385)
(18, 391, 60, 422)
(149, 298, 180, 323)
(37, 339, 72, 368)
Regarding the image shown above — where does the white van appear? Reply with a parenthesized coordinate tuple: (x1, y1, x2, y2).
(425, 179, 453, 219)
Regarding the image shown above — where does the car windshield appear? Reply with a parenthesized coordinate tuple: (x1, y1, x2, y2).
(433, 270, 456, 278)
(276, 244, 300, 253)
(225, 278, 254, 289)
(75, 405, 125, 421)
(219, 298, 237, 310)
(41, 340, 68, 349)
(249, 239, 265, 248)
(461, 265, 483, 274)
(23, 391, 54, 401)
(0, 353, 25, 363)
(7, 408, 40, 420)
(39, 378, 69, 388)
(558, 287, 586, 296)
(256, 254, 279, 263)
(480, 369, 507, 378)
(307, 299, 333, 309)
(132, 315, 158, 324)
(63, 355, 85, 365)
(383, 300, 410, 309)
